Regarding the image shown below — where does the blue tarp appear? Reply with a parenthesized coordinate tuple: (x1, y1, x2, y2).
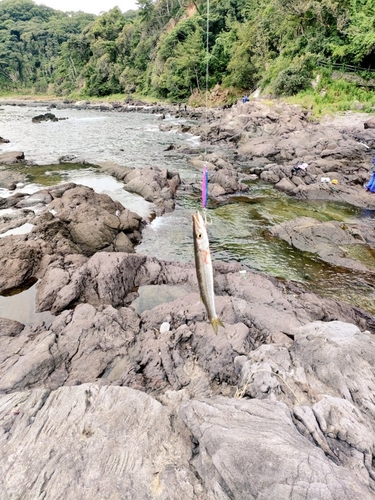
(366, 172, 375, 192)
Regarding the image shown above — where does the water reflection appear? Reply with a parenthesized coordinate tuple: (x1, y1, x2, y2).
(0, 282, 55, 325)
(131, 284, 193, 314)
(138, 182, 375, 314)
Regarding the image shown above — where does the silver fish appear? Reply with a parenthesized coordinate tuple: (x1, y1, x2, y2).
(192, 211, 224, 333)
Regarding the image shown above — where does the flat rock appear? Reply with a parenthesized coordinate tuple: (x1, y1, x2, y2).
(270, 216, 375, 271)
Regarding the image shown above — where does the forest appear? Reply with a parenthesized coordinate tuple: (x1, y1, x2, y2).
(1, 0, 375, 108)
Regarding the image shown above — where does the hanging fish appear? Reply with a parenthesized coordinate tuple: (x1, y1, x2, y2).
(192, 211, 224, 333)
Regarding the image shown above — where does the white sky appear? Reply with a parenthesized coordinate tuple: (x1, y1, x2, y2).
(35, 0, 139, 15)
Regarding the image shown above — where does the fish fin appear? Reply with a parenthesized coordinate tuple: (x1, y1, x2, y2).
(211, 317, 224, 334)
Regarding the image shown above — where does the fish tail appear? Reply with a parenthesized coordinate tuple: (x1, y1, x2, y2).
(211, 317, 224, 334)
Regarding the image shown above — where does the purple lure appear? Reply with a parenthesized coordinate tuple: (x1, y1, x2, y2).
(202, 166, 208, 208)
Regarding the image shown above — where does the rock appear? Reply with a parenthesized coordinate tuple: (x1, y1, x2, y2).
(0, 384, 203, 499)
(239, 137, 280, 158)
(2, 99, 375, 500)
(8, 254, 362, 397)
(274, 177, 296, 193)
(0, 318, 24, 337)
(58, 154, 87, 164)
(0, 136, 10, 143)
(0, 236, 42, 292)
(233, 321, 375, 492)
(0, 184, 146, 293)
(189, 158, 216, 171)
(179, 396, 373, 499)
(32, 112, 59, 123)
(15, 190, 53, 208)
(122, 166, 180, 215)
(48, 185, 126, 253)
(270, 216, 375, 271)
(0, 151, 25, 164)
(210, 168, 249, 194)
(364, 116, 375, 129)
(113, 231, 134, 252)
(0, 169, 27, 189)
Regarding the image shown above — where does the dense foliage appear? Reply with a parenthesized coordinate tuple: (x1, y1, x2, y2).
(1, 0, 375, 104)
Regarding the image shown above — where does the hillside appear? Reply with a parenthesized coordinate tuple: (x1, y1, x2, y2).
(0, 0, 375, 112)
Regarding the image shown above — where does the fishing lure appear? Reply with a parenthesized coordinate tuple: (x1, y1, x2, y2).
(202, 165, 208, 210)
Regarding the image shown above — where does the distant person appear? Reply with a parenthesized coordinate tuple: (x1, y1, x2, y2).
(242, 94, 249, 103)
(366, 157, 375, 192)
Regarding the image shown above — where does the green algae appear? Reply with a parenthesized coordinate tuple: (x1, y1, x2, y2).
(5, 163, 100, 186)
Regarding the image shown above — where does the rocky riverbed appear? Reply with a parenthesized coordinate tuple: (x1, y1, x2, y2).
(1, 97, 375, 499)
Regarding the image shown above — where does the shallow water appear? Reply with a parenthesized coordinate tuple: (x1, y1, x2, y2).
(0, 104, 199, 173)
(0, 282, 55, 325)
(1, 103, 375, 323)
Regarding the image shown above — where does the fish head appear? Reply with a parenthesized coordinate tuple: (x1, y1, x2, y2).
(192, 211, 209, 252)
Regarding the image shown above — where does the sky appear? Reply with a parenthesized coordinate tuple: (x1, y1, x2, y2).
(34, 0, 139, 15)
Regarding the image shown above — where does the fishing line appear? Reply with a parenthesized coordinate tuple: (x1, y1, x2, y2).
(203, 0, 210, 224)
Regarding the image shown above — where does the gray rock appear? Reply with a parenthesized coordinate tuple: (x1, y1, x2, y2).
(0, 151, 25, 164)
(122, 166, 180, 215)
(0, 384, 203, 499)
(270, 216, 375, 271)
(15, 190, 53, 208)
(179, 397, 373, 499)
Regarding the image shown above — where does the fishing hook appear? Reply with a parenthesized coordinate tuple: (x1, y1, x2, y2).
(203, 208, 213, 226)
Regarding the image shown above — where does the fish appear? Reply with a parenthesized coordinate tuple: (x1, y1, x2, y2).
(192, 211, 224, 333)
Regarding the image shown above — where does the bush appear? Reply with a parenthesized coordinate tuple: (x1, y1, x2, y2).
(273, 66, 312, 97)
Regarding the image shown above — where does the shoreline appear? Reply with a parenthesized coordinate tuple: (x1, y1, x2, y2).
(1, 96, 375, 499)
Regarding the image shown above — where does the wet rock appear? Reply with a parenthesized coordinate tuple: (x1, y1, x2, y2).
(270, 216, 375, 271)
(32, 112, 59, 123)
(58, 154, 87, 164)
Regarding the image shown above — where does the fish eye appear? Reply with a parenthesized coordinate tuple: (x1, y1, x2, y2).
(197, 233, 202, 239)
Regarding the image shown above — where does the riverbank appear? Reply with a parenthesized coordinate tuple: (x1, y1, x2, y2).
(1, 98, 375, 499)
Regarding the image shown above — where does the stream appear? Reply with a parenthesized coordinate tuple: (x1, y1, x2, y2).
(0, 102, 375, 323)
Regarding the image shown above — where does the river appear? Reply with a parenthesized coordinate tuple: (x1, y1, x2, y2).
(1, 102, 375, 322)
